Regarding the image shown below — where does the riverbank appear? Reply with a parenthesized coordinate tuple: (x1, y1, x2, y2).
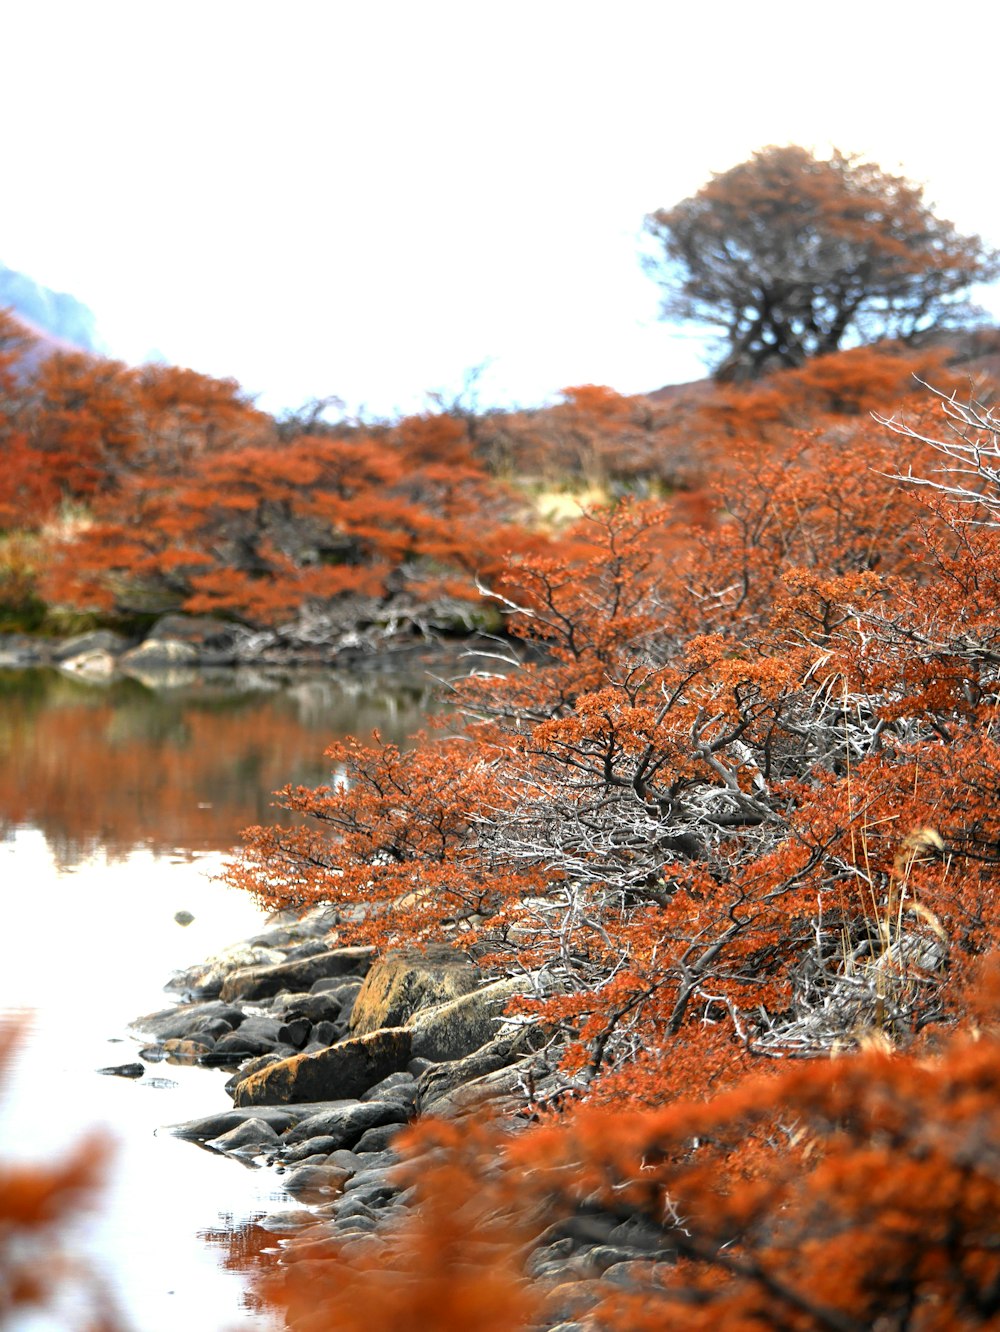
(0, 611, 500, 679)
(139, 910, 669, 1329)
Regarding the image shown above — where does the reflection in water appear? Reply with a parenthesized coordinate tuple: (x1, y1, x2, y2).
(199, 1215, 277, 1316)
(0, 662, 446, 1330)
(0, 666, 438, 867)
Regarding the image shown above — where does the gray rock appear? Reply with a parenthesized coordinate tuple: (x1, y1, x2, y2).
(544, 1281, 599, 1324)
(174, 910, 195, 926)
(283, 938, 337, 962)
(168, 944, 287, 998)
(348, 944, 479, 1035)
(407, 977, 523, 1063)
(332, 1196, 379, 1225)
(352, 1123, 402, 1154)
(419, 1051, 550, 1118)
(256, 1208, 320, 1234)
(191, 1016, 234, 1041)
(278, 1018, 312, 1049)
(52, 630, 128, 662)
(608, 1217, 672, 1253)
(233, 1026, 413, 1106)
(220, 1015, 282, 1047)
(283, 1100, 407, 1149)
(600, 1259, 650, 1287)
(416, 1028, 545, 1113)
(132, 1000, 247, 1043)
(360, 1071, 417, 1104)
(282, 1163, 352, 1203)
(310, 976, 363, 1002)
(587, 1245, 643, 1273)
(278, 1153, 331, 1171)
(224, 1053, 284, 1095)
(272, 993, 344, 1025)
(97, 1062, 145, 1078)
(326, 1148, 362, 1174)
(166, 1106, 299, 1141)
(161, 1038, 214, 1063)
(119, 638, 200, 668)
(220, 947, 375, 1003)
(59, 648, 117, 678)
(0, 633, 51, 666)
(281, 1135, 345, 1164)
(146, 615, 237, 649)
(205, 1118, 282, 1155)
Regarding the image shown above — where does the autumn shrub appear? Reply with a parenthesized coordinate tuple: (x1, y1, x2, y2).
(0, 1024, 122, 1330)
(230, 388, 1000, 1099)
(257, 958, 1000, 1331)
(40, 417, 540, 631)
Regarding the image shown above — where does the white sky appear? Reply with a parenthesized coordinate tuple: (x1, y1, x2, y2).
(3, 1, 999, 420)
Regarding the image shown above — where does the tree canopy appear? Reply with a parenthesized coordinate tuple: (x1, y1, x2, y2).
(645, 145, 1000, 380)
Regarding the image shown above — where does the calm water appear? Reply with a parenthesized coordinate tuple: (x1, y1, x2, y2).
(0, 664, 439, 1332)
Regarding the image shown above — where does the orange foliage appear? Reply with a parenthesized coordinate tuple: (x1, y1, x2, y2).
(41, 413, 537, 627)
(263, 963, 1000, 1331)
(0, 1025, 121, 1328)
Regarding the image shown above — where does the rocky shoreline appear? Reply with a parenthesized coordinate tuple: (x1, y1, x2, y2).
(129, 907, 672, 1330)
(0, 609, 497, 680)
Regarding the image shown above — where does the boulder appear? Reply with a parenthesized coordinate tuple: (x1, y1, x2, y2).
(147, 614, 236, 647)
(119, 638, 200, 668)
(281, 1163, 352, 1203)
(233, 1027, 413, 1106)
(0, 633, 50, 667)
(223, 1054, 284, 1095)
(131, 1000, 247, 1042)
(406, 977, 523, 1063)
(310, 976, 363, 1005)
(52, 630, 128, 662)
(220, 947, 375, 1003)
(59, 648, 117, 678)
(278, 1018, 312, 1049)
(421, 1051, 551, 1119)
(161, 1038, 213, 1063)
(203, 1017, 283, 1062)
(349, 945, 479, 1035)
(282, 1100, 408, 1148)
(168, 944, 287, 998)
(166, 1106, 300, 1141)
(352, 1123, 402, 1154)
(268, 992, 344, 1025)
(166, 1100, 363, 1142)
(360, 1071, 417, 1106)
(417, 1028, 548, 1114)
(282, 1135, 345, 1164)
(205, 1117, 282, 1155)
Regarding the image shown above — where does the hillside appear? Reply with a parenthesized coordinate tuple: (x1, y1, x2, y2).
(0, 262, 100, 353)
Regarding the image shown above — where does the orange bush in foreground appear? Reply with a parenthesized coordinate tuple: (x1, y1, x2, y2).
(258, 960, 1000, 1331)
(232, 383, 1000, 1327)
(0, 1025, 121, 1330)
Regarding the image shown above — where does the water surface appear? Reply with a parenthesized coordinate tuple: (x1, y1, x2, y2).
(0, 665, 438, 1331)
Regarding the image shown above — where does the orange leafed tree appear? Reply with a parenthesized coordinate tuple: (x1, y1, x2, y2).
(0, 1025, 124, 1330)
(645, 146, 999, 380)
(43, 411, 538, 629)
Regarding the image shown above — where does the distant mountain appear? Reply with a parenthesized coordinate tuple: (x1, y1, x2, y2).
(0, 262, 101, 353)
